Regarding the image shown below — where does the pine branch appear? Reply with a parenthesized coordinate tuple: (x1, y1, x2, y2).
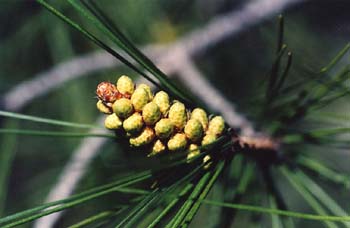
(1, 1, 305, 227)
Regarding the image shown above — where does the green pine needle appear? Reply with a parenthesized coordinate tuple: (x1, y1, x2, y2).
(280, 166, 338, 228)
(181, 161, 225, 227)
(0, 129, 115, 138)
(147, 184, 193, 228)
(0, 172, 152, 226)
(297, 156, 350, 189)
(0, 110, 102, 129)
(294, 170, 350, 227)
(319, 43, 350, 73)
(68, 210, 116, 228)
(202, 199, 350, 223)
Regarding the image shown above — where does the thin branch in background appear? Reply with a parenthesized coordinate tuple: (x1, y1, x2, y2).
(174, 55, 255, 136)
(177, 0, 304, 55)
(33, 116, 108, 228)
(2, 0, 304, 113)
(1, 45, 164, 112)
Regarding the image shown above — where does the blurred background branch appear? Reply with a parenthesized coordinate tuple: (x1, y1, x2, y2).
(2, 0, 303, 113)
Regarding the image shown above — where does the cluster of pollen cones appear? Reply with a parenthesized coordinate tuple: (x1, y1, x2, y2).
(96, 75, 226, 165)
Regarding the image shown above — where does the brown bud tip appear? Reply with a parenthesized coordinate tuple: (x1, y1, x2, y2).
(96, 81, 119, 103)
